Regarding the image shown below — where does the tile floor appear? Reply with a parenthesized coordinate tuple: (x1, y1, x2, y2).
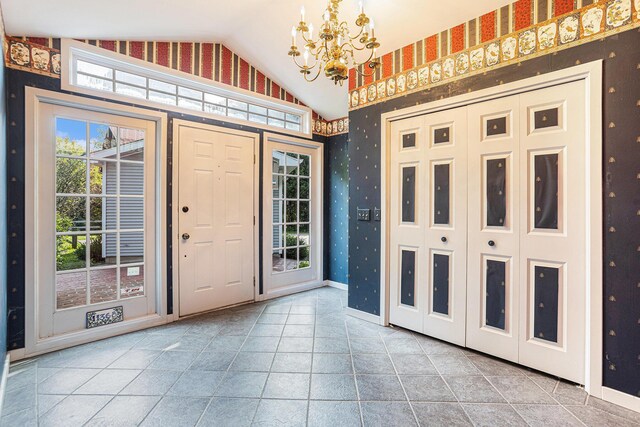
(1, 287, 638, 426)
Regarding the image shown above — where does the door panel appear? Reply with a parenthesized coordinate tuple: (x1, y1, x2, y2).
(467, 95, 520, 362)
(179, 126, 255, 316)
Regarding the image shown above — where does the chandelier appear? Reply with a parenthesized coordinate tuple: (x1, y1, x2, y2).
(288, 0, 381, 85)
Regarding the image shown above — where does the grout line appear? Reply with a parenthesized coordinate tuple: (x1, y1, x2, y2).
(345, 312, 365, 427)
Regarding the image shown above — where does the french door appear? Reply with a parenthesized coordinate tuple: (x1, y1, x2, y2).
(35, 103, 158, 340)
(177, 123, 256, 316)
(388, 80, 588, 383)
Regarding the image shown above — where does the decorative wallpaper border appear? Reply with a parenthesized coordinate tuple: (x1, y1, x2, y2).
(4, 36, 60, 77)
(349, 0, 640, 110)
(313, 117, 349, 136)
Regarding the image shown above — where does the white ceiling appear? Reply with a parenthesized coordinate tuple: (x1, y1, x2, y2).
(2, 0, 510, 119)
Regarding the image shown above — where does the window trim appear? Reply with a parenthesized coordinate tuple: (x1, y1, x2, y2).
(61, 39, 313, 138)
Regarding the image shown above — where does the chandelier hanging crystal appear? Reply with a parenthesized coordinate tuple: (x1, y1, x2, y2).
(288, 0, 381, 85)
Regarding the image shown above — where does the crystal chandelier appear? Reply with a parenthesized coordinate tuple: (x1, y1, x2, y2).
(288, 0, 381, 85)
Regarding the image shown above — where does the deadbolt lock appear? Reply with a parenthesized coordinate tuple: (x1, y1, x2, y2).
(182, 206, 189, 213)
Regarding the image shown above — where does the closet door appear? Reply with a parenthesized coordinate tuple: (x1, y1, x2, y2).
(517, 81, 586, 383)
(422, 108, 468, 346)
(466, 95, 520, 362)
(389, 117, 425, 332)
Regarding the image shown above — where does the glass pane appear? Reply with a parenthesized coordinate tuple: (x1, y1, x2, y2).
(249, 114, 268, 124)
(228, 109, 248, 120)
(299, 178, 309, 199)
(115, 70, 146, 87)
(286, 153, 299, 175)
(273, 175, 285, 199)
(286, 201, 298, 223)
(486, 158, 507, 227)
(204, 103, 226, 115)
(121, 265, 144, 298)
(249, 105, 267, 115)
(285, 122, 301, 131)
(56, 158, 86, 195)
(89, 267, 118, 304)
(286, 113, 301, 124)
(89, 197, 105, 231)
(402, 133, 416, 148)
(56, 234, 87, 271)
(178, 97, 203, 111)
(149, 91, 177, 106)
(178, 86, 202, 100)
(534, 154, 559, 230)
(434, 164, 450, 225)
(89, 123, 117, 155)
(77, 60, 113, 79)
(120, 232, 144, 264)
(56, 196, 86, 232)
(299, 224, 310, 245)
(486, 260, 506, 330)
(104, 198, 118, 230)
(286, 247, 298, 271)
(120, 198, 144, 230)
(272, 225, 284, 249)
(268, 118, 285, 128)
(401, 250, 415, 307)
(120, 163, 144, 195)
(433, 126, 451, 144)
(273, 151, 285, 174)
(89, 233, 113, 267)
(119, 128, 145, 158)
(534, 108, 559, 129)
(269, 110, 285, 119)
(77, 74, 113, 92)
(298, 246, 310, 269)
(149, 79, 176, 93)
(56, 270, 87, 309)
(534, 266, 559, 343)
(299, 201, 309, 223)
(272, 250, 285, 273)
(286, 225, 298, 246)
(116, 83, 146, 99)
(204, 93, 226, 105)
(299, 155, 310, 177)
(104, 162, 118, 195)
(272, 200, 284, 224)
(89, 161, 104, 194)
(56, 118, 87, 156)
(402, 167, 416, 223)
(433, 254, 450, 315)
(286, 177, 298, 199)
(486, 117, 507, 137)
(228, 100, 247, 110)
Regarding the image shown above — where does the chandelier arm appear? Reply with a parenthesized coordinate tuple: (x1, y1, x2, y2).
(292, 54, 320, 72)
(303, 66, 323, 83)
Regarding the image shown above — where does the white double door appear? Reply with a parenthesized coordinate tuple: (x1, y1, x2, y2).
(389, 80, 587, 383)
(177, 123, 256, 316)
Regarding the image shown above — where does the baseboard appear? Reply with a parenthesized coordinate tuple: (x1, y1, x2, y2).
(601, 387, 640, 413)
(346, 307, 381, 324)
(324, 280, 348, 291)
(0, 354, 10, 416)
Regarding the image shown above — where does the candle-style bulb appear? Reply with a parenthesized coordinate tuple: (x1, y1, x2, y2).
(304, 48, 309, 66)
(370, 18, 375, 37)
(301, 6, 305, 22)
(359, 1, 364, 14)
(308, 23, 314, 39)
(291, 26, 297, 47)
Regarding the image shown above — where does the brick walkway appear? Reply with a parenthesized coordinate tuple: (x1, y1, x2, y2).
(56, 267, 145, 309)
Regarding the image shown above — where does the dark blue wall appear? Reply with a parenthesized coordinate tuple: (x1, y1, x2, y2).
(326, 133, 349, 285)
(347, 28, 640, 397)
(5, 68, 330, 351)
(0, 33, 7, 375)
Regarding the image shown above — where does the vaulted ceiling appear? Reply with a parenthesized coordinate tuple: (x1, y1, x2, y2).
(2, 0, 511, 119)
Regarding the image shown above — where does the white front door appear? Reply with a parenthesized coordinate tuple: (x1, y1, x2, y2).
(177, 124, 256, 316)
(263, 135, 323, 299)
(36, 103, 158, 339)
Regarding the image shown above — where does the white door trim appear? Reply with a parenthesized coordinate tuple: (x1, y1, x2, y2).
(23, 87, 169, 359)
(380, 61, 603, 397)
(260, 132, 324, 301)
(171, 120, 260, 318)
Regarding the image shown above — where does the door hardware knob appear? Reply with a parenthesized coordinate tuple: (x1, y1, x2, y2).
(182, 206, 189, 213)
(182, 233, 190, 240)
(441, 237, 447, 243)
(488, 240, 496, 247)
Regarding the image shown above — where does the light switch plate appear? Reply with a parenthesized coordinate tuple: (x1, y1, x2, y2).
(357, 208, 371, 221)
(373, 208, 381, 221)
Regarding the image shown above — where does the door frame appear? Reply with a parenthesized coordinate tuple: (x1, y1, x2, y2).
(171, 120, 260, 319)
(260, 132, 324, 301)
(380, 62, 604, 398)
(22, 87, 169, 359)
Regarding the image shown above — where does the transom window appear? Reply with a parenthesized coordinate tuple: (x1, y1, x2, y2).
(63, 40, 311, 136)
(272, 151, 311, 272)
(55, 117, 145, 309)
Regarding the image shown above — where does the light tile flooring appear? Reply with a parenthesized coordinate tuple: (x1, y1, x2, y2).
(2, 287, 638, 426)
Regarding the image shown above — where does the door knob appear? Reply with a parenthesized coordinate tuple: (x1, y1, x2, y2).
(488, 240, 496, 247)
(182, 233, 190, 240)
(441, 237, 447, 243)
(182, 206, 189, 213)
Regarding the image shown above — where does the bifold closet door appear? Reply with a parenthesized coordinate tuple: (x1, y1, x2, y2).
(466, 95, 521, 362)
(389, 117, 425, 332)
(517, 81, 586, 384)
(422, 108, 468, 346)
